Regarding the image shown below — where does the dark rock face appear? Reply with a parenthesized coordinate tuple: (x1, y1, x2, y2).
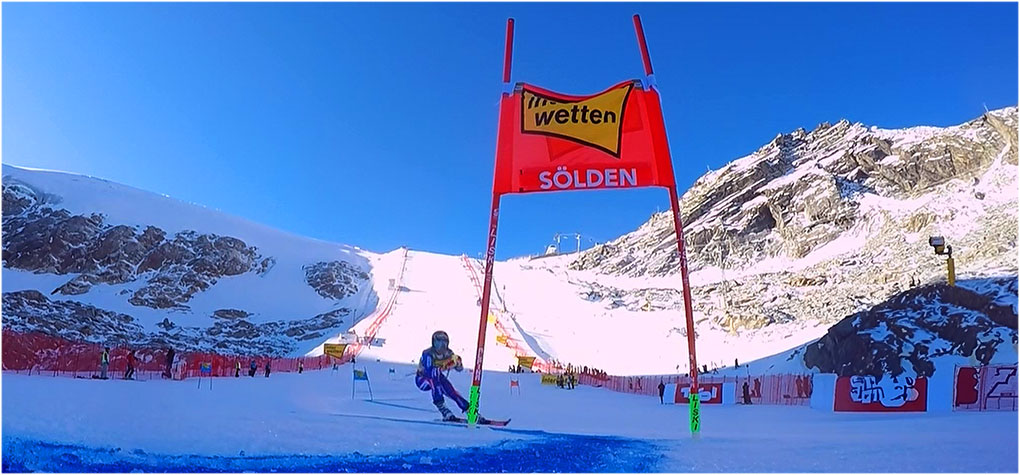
(2, 181, 265, 309)
(303, 261, 369, 300)
(804, 278, 1018, 379)
(2, 290, 146, 346)
(213, 309, 251, 320)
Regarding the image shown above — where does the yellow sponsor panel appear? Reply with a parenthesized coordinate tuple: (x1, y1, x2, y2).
(487, 313, 496, 324)
(517, 356, 536, 369)
(496, 335, 508, 345)
(324, 343, 347, 358)
(541, 373, 559, 385)
(521, 84, 632, 157)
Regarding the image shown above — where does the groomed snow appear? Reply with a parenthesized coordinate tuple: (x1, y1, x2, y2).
(2, 364, 1016, 472)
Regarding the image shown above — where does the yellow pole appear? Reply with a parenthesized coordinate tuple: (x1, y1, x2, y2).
(946, 257, 955, 286)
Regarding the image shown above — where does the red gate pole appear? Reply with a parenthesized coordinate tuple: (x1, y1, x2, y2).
(668, 173, 701, 436)
(634, 12, 701, 438)
(466, 17, 515, 427)
(467, 194, 501, 425)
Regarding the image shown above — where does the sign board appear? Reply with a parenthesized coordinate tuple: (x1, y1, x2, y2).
(517, 356, 536, 370)
(834, 375, 927, 412)
(677, 383, 723, 404)
(200, 362, 212, 374)
(541, 374, 559, 385)
(324, 343, 348, 359)
(954, 365, 1018, 411)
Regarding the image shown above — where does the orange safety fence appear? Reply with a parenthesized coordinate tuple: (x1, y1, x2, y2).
(2, 330, 351, 381)
(575, 370, 814, 405)
(348, 248, 409, 358)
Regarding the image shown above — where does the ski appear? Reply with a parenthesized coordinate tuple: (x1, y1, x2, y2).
(438, 417, 511, 427)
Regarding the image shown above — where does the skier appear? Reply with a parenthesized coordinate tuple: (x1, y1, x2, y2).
(124, 350, 136, 380)
(99, 347, 110, 379)
(415, 331, 487, 423)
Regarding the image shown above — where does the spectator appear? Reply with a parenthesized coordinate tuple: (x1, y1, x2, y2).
(557, 373, 564, 388)
(658, 380, 666, 404)
(235, 361, 241, 378)
(569, 372, 576, 390)
(734, 358, 740, 368)
(298, 360, 304, 374)
(163, 347, 176, 379)
(264, 361, 271, 378)
(100, 347, 110, 379)
(124, 350, 136, 380)
(249, 360, 257, 377)
(742, 380, 752, 405)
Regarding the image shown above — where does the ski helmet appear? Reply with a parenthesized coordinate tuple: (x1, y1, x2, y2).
(432, 330, 450, 348)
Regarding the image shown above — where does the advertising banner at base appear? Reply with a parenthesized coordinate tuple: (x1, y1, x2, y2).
(834, 375, 927, 412)
(954, 365, 1018, 411)
(675, 383, 723, 404)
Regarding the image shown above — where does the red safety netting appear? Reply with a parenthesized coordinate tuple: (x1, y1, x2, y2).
(2, 330, 348, 381)
(576, 371, 814, 405)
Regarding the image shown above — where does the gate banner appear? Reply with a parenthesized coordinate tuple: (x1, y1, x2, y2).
(954, 365, 1018, 411)
(676, 382, 723, 404)
(834, 375, 927, 412)
(492, 81, 676, 196)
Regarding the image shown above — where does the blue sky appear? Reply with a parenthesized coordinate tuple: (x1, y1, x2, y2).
(4, 2, 1017, 258)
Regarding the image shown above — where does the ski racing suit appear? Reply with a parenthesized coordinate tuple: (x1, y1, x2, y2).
(415, 347, 468, 419)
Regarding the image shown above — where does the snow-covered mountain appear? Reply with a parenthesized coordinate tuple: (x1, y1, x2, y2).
(3, 108, 1017, 377)
(1, 164, 383, 356)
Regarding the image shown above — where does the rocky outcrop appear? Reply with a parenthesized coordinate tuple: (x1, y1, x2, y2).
(2, 182, 271, 309)
(563, 108, 1018, 337)
(213, 309, 251, 320)
(569, 107, 1018, 278)
(303, 261, 369, 300)
(2, 290, 147, 346)
(2, 291, 352, 356)
(803, 278, 1018, 379)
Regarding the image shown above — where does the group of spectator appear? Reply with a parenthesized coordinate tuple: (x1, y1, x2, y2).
(556, 369, 577, 389)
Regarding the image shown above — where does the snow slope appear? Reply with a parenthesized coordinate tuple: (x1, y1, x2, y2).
(3, 364, 1016, 472)
(2, 164, 379, 356)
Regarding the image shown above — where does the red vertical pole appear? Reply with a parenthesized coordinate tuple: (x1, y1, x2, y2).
(466, 16, 515, 427)
(502, 19, 515, 84)
(668, 184, 701, 436)
(632, 14, 654, 76)
(467, 194, 501, 425)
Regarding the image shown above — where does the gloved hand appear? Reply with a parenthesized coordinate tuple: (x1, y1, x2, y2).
(453, 355, 464, 372)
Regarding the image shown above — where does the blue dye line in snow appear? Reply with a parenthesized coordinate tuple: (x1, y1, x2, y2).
(2, 433, 665, 473)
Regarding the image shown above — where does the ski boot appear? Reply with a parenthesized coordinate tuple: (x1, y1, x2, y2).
(436, 401, 459, 422)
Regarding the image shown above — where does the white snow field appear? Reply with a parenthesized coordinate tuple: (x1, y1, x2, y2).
(3, 362, 1017, 472)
